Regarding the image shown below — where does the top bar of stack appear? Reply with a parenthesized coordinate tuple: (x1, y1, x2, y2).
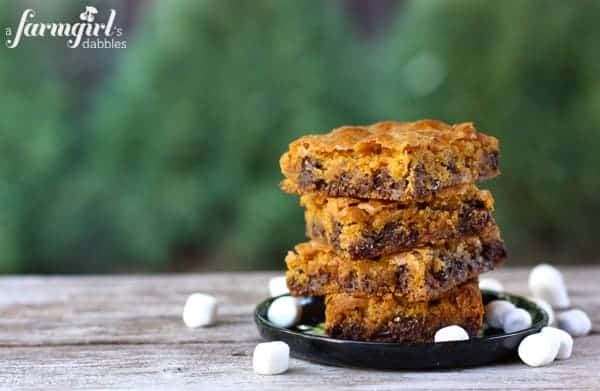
(279, 119, 505, 343)
(280, 119, 499, 202)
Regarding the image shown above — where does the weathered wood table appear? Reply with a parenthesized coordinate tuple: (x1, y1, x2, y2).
(0, 267, 597, 390)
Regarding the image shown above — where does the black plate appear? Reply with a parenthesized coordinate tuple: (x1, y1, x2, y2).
(254, 291, 548, 370)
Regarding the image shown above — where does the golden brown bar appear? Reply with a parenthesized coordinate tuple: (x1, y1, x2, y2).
(324, 280, 483, 342)
(280, 120, 499, 202)
(286, 227, 505, 302)
(302, 183, 494, 259)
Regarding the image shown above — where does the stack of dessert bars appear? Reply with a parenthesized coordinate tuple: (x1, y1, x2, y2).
(280, 120, 507, 342)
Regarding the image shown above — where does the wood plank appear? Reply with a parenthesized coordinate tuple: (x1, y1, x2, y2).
(0, 269, 597, 347)
(0, 268, 597, 389)
(1, 339, 599, 390)
(0, 273, 274, 346)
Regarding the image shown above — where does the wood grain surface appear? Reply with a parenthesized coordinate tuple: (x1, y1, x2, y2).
(0, 268, 598, 390)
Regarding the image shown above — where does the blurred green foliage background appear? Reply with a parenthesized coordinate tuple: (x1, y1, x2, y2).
(1, 0, 599, 273)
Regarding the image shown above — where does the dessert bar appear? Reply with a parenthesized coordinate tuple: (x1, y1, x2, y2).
(280, 120, 499, 201)
(324, 279, 483, 342)
(286, 228, 506, 302)
(303, 183, 494, 259)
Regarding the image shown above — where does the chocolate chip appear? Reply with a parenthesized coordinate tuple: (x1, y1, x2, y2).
(412, 163, 429, 198)
(298, 156, 323, 189)
(301, 156, 322, 171)
(458, 200, 491, 234)
(488, 151, 499, 170)
(479, 151, 499, 178)
(372, 168, 405, 198)
(302, 271, 331, 295)
(482, 239, 507, 264)
(395, 265, 409, 293)
(331, 220, 343, 250)
(329, 323, 365, 340)
(347, 223, 419, 259)
(381, 316, 425, 342)
(348, 238, 377, 259)
(444, 157, 458, 174)
(339, 270, 359, 291)
(297, 165, 408, 200)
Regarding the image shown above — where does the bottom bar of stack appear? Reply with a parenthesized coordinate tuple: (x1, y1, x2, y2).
(324, 279, 483, 343)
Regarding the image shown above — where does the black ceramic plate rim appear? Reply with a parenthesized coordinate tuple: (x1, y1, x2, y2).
(255, 290, 549, 347)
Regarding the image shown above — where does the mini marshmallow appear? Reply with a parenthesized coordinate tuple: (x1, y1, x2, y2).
(479, 278, 504, 292)
(529, 297, 555, 326)
(557, 309, 592, 337)
(485, 300, 516, 329)
(503, 308, 532, 333)
(528, 264, 570, 309)
(269, 276, 289, 297)
(182, 293, 217, 328)
(253, 341, 289, 375)
(434, 325, 470, 342)
(518, 333, 560, 367)
(267, 296, 302, 328)
(542, 326, 573, 359)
